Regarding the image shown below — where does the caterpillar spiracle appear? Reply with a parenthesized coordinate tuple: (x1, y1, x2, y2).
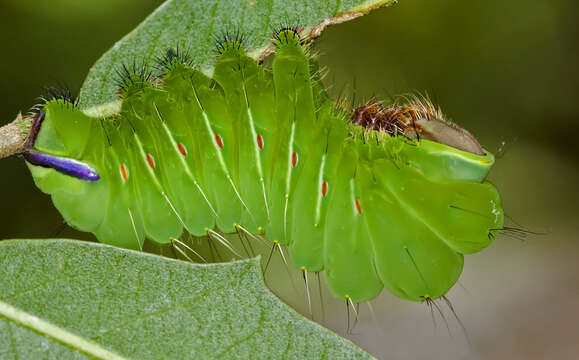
(23, 29, 503, 303)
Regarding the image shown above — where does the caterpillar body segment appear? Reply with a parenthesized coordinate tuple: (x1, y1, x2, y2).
(134, 89, 216, 238)
(323, 141, 384, 303)
(25, 29, 504, 303)
(32, 102, 92, 158)
(266, 30, 319, 246)
(212, 43, 274, 234)
(289, 101, 348, 273)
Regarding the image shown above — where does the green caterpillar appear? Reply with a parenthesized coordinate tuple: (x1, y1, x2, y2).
(24, 30, 503, 303)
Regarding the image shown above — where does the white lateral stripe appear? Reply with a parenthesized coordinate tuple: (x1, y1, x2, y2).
(200, 111, 229, 174)
(159, 120, 219, 218)
(133, 134, 163, 191)
(160, 121, 195, 180)
(247, 108, 264, 176)
(314, 155, 326, 225)
(247, 108, 270, 220)
(135, 134, 190, 231)
(201, 110, 253, 218)
(285, 122, 296, 193)
(192, 86, 254, 222)
(350, 178, 357, 216)
(283, 122, 296, 239)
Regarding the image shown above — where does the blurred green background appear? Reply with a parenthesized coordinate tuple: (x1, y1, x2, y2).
(1, 0, 577, 359)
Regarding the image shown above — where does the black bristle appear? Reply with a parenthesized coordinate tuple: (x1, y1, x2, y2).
(40, 85, 77, 105)
(214, 29, 246, 55)
(155, 45, 194, 74)
(272, 22, 302, 44)
(28, 85, 78, 115)
(114, 61, 153, 95)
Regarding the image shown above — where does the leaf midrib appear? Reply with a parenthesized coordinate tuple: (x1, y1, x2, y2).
(0, 300, 127, 360)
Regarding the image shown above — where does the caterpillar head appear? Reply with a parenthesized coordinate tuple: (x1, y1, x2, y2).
(352, 99, 495, 183)
(352, 100, 483, 155)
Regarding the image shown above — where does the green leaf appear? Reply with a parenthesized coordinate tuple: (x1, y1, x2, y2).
(78, 0, 395, 110)
(0, 239, 372, 359)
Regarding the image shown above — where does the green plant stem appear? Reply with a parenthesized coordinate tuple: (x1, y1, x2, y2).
(0, 114, 31, 159)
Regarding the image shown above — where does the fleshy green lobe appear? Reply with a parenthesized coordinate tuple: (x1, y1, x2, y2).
(384, 164, 504, 254)
(323, 141, 383, 302)
(404, 139, 496, 182)
(359, 160, 464, 301)
(28, 103, 145, 249)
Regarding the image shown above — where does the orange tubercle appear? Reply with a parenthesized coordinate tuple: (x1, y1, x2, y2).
(146, 153, 155, 170)
(355, 199, 362, 214)
(177, 142, 188, 157)
(215, 133, 224, 149)
(120, 164, 129, 182)
(322, 181, 328, 196)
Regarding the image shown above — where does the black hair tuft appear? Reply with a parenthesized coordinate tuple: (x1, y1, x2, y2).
(29, 85, 77, 114)
(155, 45, 194, 74)
(41, 85, 77, 105)
(114, 61, 154, 95)
(272, 24, 302, 47)
(271, 17, 302, 41)
(214, 29, 246, 55)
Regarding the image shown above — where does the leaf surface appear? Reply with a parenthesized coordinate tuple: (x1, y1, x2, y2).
(78, 0, 394, 109)
(0, 239, 372, 359)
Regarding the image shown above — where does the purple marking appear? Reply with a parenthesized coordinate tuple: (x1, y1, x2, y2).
(24, 151, 100, 181)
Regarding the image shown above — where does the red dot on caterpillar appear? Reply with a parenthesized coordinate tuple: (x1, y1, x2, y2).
(145, 153, 156, 170)
(355, 199, 362, 214)
(215, 133, 224, 149)
(292, 151, 298, 167)
(119, 163, 129, 182)
(177, 142, 187, 157)
(256, 133, 264, 150)
(322, 180, 328, 197)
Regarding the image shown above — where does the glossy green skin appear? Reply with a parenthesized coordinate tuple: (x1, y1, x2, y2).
(27, 32, 504, 302)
